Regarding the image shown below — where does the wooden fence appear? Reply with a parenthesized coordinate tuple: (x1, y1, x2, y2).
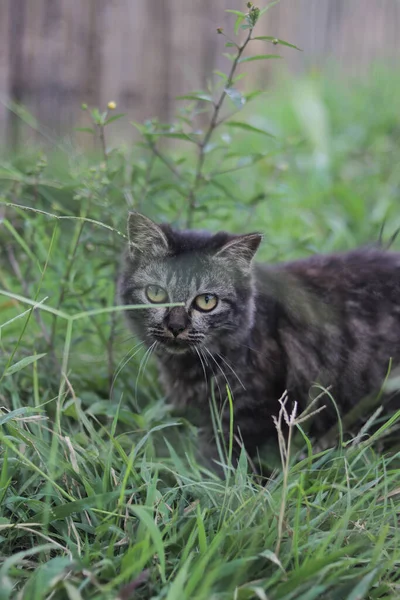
(1, 0, 400, 147)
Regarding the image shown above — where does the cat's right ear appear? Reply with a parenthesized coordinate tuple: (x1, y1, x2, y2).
(127, 212, 169, 259)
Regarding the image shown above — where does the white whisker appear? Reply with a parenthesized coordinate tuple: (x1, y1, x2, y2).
(203, 346, 233, 400)
(135, 341, 157, 402)
(111, 340, 145, 397)
(194, 346, 208, 391)
(216, 352, 246, 391)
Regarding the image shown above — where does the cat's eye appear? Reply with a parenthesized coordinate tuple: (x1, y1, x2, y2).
(146, 285, 168, 304)
(194, 293, 218, 312)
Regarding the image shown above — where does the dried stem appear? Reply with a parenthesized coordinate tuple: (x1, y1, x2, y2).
(186, 27, 254, 227)
(273, 391, 327, 557)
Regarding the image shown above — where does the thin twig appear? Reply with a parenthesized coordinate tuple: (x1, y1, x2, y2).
(98, 124, 108, 167)
(5, 243, 51, 344)
(186, 27, 254, 227)
(50, 201, 91, 347)
(147, 139, 184, 181)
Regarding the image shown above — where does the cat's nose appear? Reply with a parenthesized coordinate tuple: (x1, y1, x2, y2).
(165, 307, 189, 338)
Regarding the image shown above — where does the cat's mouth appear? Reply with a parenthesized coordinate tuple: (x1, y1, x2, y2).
(149, 329, 204, 354)
(151, 337, 194, 355)
(161, 339, 192, 354)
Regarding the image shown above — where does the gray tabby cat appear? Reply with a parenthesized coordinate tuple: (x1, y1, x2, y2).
(119, 212, 400, 467)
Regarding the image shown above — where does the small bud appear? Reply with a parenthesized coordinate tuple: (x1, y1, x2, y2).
(216, 27, 223, 34)
(81, 103, 88, 110)
(248, 5, 260, 26)
(247, 1, 253, 7)
(273, 38, 279, 45)
(107, 101, 117, 110)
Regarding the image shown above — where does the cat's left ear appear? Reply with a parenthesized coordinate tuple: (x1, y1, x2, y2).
(215, 233, 262, 270)
(127, 212, 170, 259)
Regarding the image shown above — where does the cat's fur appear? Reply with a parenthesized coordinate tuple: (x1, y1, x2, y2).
(119, 212, 400, 466)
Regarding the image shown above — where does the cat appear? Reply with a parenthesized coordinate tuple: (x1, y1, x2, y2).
(118, 211, 400, 469)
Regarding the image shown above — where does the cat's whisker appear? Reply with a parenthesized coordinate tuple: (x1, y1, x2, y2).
(200, 347, 223, 402)
(216, 352, 246, 391)
(141, 341, 159, 386)
(203, 345, 233, 400)
(111, 340, 145, 392)
(135, 341, 157, 402)
(194, 346, 208, 390)
(233, 341, 262, 355)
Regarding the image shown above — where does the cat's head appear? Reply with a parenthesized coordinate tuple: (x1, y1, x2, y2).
(119, 212, 262, 355)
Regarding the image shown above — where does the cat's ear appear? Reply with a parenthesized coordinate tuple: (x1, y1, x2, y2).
(215, 233, 262, 270)
(127, 212, 169, 259)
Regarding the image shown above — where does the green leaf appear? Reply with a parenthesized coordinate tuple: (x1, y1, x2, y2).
(104, 113, 126, 125)
(225, 42, 237, 48)
(234, 15, 244, 35)
(238, 54, 282, 63)
(225, 121, 275, 137)
(74, 127, 95, 134)
(260, 0, 282, 16)
(214, 70, 228, 82)
(259, 549, 285, 573)
(131, 505, 166, 583)
(31, 490, 133, 522)
(254, 36, 303, 51)
(225, 87, 246, 108)
(131, 121, 147, 133)
(0, 407, 43, 426)
(165, 557, 192, 600)
(90, 108, 102, 124)
(346, 569, 378, 600)
(176, 92, 213, 103)
(22, 557, 72, 599)
(294, 588, 327, 600)
(63, 582, 84, 600)
(4, 353, 47, 377)
(0, 544, 58, 600)
(225, 10, 246, 17)
(222, 53, 236, 62)
(232, 73, 247, 85)
(150, 132, 198, 143)
(244, 89, 264, 101)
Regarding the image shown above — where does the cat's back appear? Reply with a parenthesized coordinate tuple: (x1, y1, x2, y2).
(253, 248, 400, 418)
(255, 247, 400, 307)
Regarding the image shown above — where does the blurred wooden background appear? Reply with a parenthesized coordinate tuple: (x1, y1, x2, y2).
(1, 0, 400, 147)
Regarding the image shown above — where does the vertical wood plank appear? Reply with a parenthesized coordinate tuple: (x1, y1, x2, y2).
(0, 0, 10, 147)
(1, 0, 400, 147)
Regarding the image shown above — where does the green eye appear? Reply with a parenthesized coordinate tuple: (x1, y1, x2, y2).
(194, 293, 218, 312)
(146, 285, 168, 304)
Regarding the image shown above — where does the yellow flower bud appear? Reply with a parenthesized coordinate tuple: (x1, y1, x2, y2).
(107, 101, 117, 110)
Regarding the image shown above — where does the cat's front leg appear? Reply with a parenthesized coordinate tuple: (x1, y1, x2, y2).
(198, 389, 280, 474)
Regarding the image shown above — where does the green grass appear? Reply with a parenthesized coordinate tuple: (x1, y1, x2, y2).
(1, 68, 400, 599)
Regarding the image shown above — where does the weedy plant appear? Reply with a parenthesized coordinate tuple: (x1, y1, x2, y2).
(1, 2, 400, 599)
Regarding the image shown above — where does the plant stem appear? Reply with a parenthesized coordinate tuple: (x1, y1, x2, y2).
(50, 202, 90, 348)
(186, 28, 253, 228)
(147, 139, 183, 181)
(275, 421, 293, 557)
(98, 124, 108, 166)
